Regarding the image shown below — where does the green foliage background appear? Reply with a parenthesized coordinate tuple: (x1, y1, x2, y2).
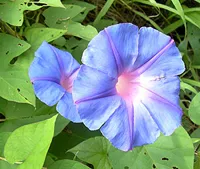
(0, 0, 200, 168)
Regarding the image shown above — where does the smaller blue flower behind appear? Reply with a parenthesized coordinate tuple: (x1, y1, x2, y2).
(29, 41, 81, 122)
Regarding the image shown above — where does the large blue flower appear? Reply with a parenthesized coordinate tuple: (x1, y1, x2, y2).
(29, 41, 81, 122)
(73, 23, 185, 151)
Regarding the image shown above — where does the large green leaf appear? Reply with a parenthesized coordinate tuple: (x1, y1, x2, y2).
(0, 160, 17, 169)
(48, 160, 90, 169)
(0, 33, 34, 105)
(69, 137, 112, 169)
(4, 115, 57, 169)
(63, 0, 96, 22)
(0, 98, 69, 136)
(43, 5, 98, 41)
(17, 27, 67, 68)
(49, 123, 101, 159)
(0, 132, 11, 156)
(0, 0, 64, 26)
(109, 127, 194, 169)
(189, 92, 200, 125)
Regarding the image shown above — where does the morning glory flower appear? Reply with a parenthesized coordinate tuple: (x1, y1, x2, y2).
(73, 23, 185, 151)
(29, 41, 81, 122)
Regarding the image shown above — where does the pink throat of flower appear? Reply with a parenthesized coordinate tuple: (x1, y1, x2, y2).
(60, 77, 72, 93)
(116, 74, 135, 98)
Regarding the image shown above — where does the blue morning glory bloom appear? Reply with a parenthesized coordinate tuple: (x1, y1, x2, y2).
(73, 23, 185, 151)
(29, 41, 81, 122)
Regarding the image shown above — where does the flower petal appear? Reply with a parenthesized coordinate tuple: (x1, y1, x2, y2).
(100, 99, 132, 151)
(131, 27, 185, 77)
(29, 41, 61, 82)
(56, 92, 81, 123)
(132, 100, 160, 147)
(76, 95, 123, 130)
(29, 41, 80, 82)
(140, 77, 181, 105)
(73, 65, 117, 104)
(139, 79, 183, 135)
(82, 23, 139, 78)
(32, 81, 65, 106)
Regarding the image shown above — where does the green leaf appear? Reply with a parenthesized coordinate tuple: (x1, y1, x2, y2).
(109, 127, 194, 169)
(0, 0, 64, 26)
(4, 115, 57, 169)
(163, 19, 183, 34)
(63, 0, 96, 22)
(93, 19, 117, 31)
(194, 153, 200, 169)
(17, 27, 67, 68)
(65, 37, 88, 63)
(69, 137, 112, 169)
(54, 114, 70, 136)
(0, 160, 17, 169)
(0, 98, 68, 136)
(0, 0, 40, 26)
(171, 0, 186, 32)
(189, 92, 200, 125)
(93, 0, 115, 25)
(185, 10, 200, 29)
(48, 160, 90, 169)
(0, 33, 35, 105)
(188, 23, 200, 65)
(39, 0, 64, 7)
(180, 82, 198, 94)
(24, 27, 67, 50)
(63, 20, 98, 41)
(0, 132, 11, 156)
(43, 5, 98, 41)
(49, 123, 101, 159)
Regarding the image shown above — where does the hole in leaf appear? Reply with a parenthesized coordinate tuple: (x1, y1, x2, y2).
(0, 113, 5, 122)
(27, 3, 32, 7)
(124, 166, 129, 169)
(162, 157, 169, 161)
(18, 43, 23, 46)
(10, 57, 18, 64)
(144, 152, 147, 155)
(51, 34, 54, 37)
(153, 164, 156, 168)
(172, 167, 178, 169)
(80, 11, 84, 14)
(34, 2, 46, 6)
(6, 51, 9, 55)
(17, 88, 20, 92)
(25, 98, 28, 100)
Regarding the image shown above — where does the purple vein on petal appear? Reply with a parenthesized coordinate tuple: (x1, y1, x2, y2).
(131, 39, 174, 77)
(49, 44, 64, 73)
(75, 88, 116, 104)
(138, 84, 182, 113)
(104, 28, 123, 75)
(31, 77, 60, 84)
(125, 99, 134, 150)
